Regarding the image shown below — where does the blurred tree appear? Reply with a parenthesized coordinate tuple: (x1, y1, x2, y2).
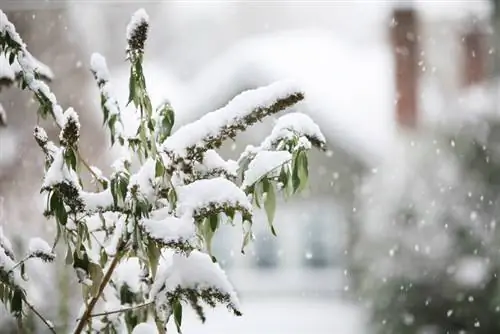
(353, 113, 500, 333)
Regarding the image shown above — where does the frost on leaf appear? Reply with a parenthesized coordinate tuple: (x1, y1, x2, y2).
(176, 177, 252, 220)
(150, 250, 241, 323)
(28, 237, 55, 262)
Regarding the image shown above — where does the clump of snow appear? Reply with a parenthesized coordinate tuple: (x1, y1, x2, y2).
(194, 150, 238, 178)
(140, 215, 195, 247)
(114, 257, 143, 294)
(162, 80, 302, 158)
(176, 177, 252, 217)
(127, 158, 156, 202)
(132, 322, 158, 334)
(0, 55, 15, 81)
(80, 188, 114, 212)
(0, 226, 15, 260)
(90, 53, 110, 83)
(260, 112, 326, 150)
(453, 256, 490, 288)
(150, 250, 240, 310)
(42, 148, 80, 189)
(242, 150, 291, 189)
(126, 8, 149, 42)
(105, 216, 125, 256)
(90, 52, 122, 127)
(28, 237, 55, 261)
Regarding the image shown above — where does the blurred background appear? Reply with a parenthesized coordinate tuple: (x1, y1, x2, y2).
(3, 0, 500, 333)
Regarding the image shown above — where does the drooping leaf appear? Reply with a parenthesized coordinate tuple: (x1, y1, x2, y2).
(263, 179, 277, 236)
(173, 299, 183, 333)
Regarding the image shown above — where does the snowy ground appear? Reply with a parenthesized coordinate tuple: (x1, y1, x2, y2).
(166, 296, 366, 334)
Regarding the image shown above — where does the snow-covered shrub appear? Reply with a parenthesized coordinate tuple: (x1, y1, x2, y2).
(353, 117, 500, 334)
(0, 8, 325, 334)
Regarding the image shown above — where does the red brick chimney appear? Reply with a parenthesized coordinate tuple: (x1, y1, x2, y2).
(391, 7, 419, 128)
(462, 19, 487, 87)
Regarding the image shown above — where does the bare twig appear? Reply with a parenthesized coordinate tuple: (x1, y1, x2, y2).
(84, 301, 153, 319)
(24, 298, 57, 334)
(72, 248, 123, 334)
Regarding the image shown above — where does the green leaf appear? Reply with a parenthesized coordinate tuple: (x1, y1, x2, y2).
(263, 180, 277, 236)
(88, 262, 103, 297)
(55, 199, 68, 226)
(8, 52, 15, 65)
(209, 214, 218, 232)
(53, 218, 62, 248)
(173, 299, 183, 333)
(65, 246, 73, 265)
(10, 288, 23, 317)
(64, 147, 77, 170)
(253, 182, 262, 209)
(155, 159, 164, 178)
(241, 229, 252, 254)
(127, 67, 136, 106)
(297, 151, 309, 191)
(203, 218, 215, 257)
(110, 178, 118, 207)
(147, 241, 161, 279)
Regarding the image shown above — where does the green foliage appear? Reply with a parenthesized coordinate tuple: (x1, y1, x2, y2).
(0, 7, 325, 334)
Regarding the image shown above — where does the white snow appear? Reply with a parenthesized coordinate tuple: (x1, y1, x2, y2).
(162, 80, 302, 158)
(261, 112, 325, 150)
(176, 177, 252, 217)
(132, 322, 158, 334)
(80, 188, 114, 212)
(42, 148, 80, 189)
(140, 214, 195, 246)
(90, 53, 110, 83)
(0, 10, 24, 47)
(0, 227, 14, 260)
(0, 55, 15, 81)
(0, 52, 53, 81)
(105, 216, 125, 256)
(90, 52, 122, 124)
(195, 150, 238, 178)
(127, 158, 156, 202)
(28, 237, 52, 257)
(242, 151, 291, 189)
(150, 250, 240, 310)
(113, 257, 143, 294)
(126, 8, 149, 42)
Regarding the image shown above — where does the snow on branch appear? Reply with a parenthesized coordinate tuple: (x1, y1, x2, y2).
(193, 150, 239, 181)
(140, 214, 196, 252)
(259, 112, 326, 152)
(0, 10, 63, 125)
(27, 237, 55, 262)
(90, 53, 124, 145)
(150, 250, 241, 323)
(162, 81, 304, 166)
(0, 52, 52, 88)
(242, 150, 291, 189)
(176, 177, 252, 220)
